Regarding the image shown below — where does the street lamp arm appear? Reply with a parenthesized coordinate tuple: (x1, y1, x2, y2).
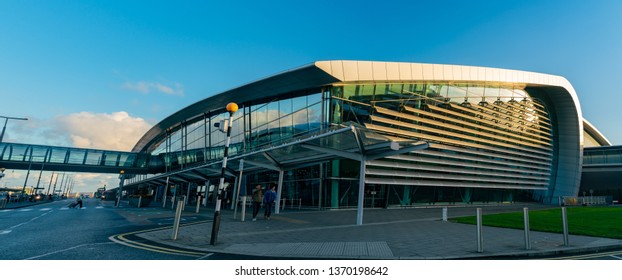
(0, 116, 29, 121)
(0, 115, 28, 143)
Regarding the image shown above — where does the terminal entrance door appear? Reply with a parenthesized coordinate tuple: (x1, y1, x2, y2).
(364, 185, 386, 208)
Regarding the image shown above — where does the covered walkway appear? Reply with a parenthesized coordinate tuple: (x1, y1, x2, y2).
(0, 142, 154, 174)
(121, 124, 429, 225)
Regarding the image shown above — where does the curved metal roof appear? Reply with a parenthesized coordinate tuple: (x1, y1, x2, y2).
(133, 60, 583, 153)
(132, 63, 340, 153)
(583, 119, 612, 146)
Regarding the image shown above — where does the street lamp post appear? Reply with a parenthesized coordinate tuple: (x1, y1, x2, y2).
(46, 172, 55, 196)
(0, 115, 28, 142)
(20, 153, 34, 201)
(210, 102, 238, 245)
(116, 170, 125, 207)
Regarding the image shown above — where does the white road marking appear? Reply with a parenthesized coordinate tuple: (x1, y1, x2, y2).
(1, 230, 12, 235)
(611, 255, 622, 260)
(96, 206, 104, 209)
(18, 209, 33, 212)
(9, 223, 27, 229)
(25, 242, 116, 260)
(0, 209, 13, 212)
(196, 253, 214, 260)
(40, 208, 52, 211)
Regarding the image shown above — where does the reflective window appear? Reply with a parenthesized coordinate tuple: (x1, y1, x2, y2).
(85, 151, 103, 165)
(104, 153, 119, 166)
(67, 149, 86, 164)
(330, 82, 554, 192)
(49, 148, 68, 164)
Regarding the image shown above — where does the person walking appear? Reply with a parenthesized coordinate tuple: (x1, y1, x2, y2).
(263, 185, 277, 220)
(251, 185, 263, 221)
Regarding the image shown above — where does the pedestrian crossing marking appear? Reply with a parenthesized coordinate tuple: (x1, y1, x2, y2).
(40, 208, 52, 211)
(18, 209, 33, 212)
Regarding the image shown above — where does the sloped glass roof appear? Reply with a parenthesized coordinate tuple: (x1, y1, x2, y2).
(134, 123, 428, 186)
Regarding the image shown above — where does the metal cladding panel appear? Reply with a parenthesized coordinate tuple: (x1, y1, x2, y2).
(451, 65, 462, 81)
(328, 61, 345, 81)
(422, 64, 434, 80)
(372, 61, 388, 81)
(498, 68, 506, 82)
(433, 64, 444, 80)
(342, 61, 359, 81)
(460, 65, 471, 81)
(398, 63, 411, 80)
(477, 67, 486, 82)
(443, 65, 453, 80)
(385, 62, 400, 81)
(357, 61, 374, 81)
(411, 63, 424, 80)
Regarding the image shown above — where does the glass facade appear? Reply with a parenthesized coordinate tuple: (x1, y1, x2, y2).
(145, 92, 325, 172)
(326, 83, 554, 207)
(130, 81, 555, 209)
(584, 147, 622, 165)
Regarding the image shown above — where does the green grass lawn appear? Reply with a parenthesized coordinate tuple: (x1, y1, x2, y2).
(451, 206, 622, 239)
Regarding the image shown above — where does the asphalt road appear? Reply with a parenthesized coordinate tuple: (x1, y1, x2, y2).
(0, 198, 199, 260)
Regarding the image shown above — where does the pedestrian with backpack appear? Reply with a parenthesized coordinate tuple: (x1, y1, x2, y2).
(263, 185, 277, 220)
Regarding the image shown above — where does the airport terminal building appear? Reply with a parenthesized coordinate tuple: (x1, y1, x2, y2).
(122, 60, 613, 214)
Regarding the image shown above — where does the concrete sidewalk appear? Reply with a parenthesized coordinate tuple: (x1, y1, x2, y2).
(134, 203, 622, 259)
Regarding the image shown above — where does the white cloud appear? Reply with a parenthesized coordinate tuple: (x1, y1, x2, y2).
(122, 81, 184, 96)
(55, 111, 153, 151)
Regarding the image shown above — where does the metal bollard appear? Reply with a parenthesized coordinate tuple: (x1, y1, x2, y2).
(442, 207, 448, 222)
(523, 207, 531, 250)
(195, 195, 201, 213)
(137, 196, 142, 208)
(241, 196, 247, 222)
(561, 207, 569, 246)
(476, 208, 483, 253)
(171, 198, 184, 240)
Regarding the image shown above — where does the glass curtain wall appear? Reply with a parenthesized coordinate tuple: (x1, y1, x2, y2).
(137, 91, 326, 203)
(326, 83, 554, 208)
(127, 83, 554, 209)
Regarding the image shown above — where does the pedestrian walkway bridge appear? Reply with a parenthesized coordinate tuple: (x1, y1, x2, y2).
(583, 145, 622, 170)
(0, 142, 154, 174)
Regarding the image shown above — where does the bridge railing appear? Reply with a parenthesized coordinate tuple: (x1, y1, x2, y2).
(561, 196, 613, 206)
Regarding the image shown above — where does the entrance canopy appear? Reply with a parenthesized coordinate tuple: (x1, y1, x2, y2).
(128, 123, 428, 188)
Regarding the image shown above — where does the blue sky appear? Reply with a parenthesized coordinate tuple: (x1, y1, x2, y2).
(1, 0, 622, 192)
